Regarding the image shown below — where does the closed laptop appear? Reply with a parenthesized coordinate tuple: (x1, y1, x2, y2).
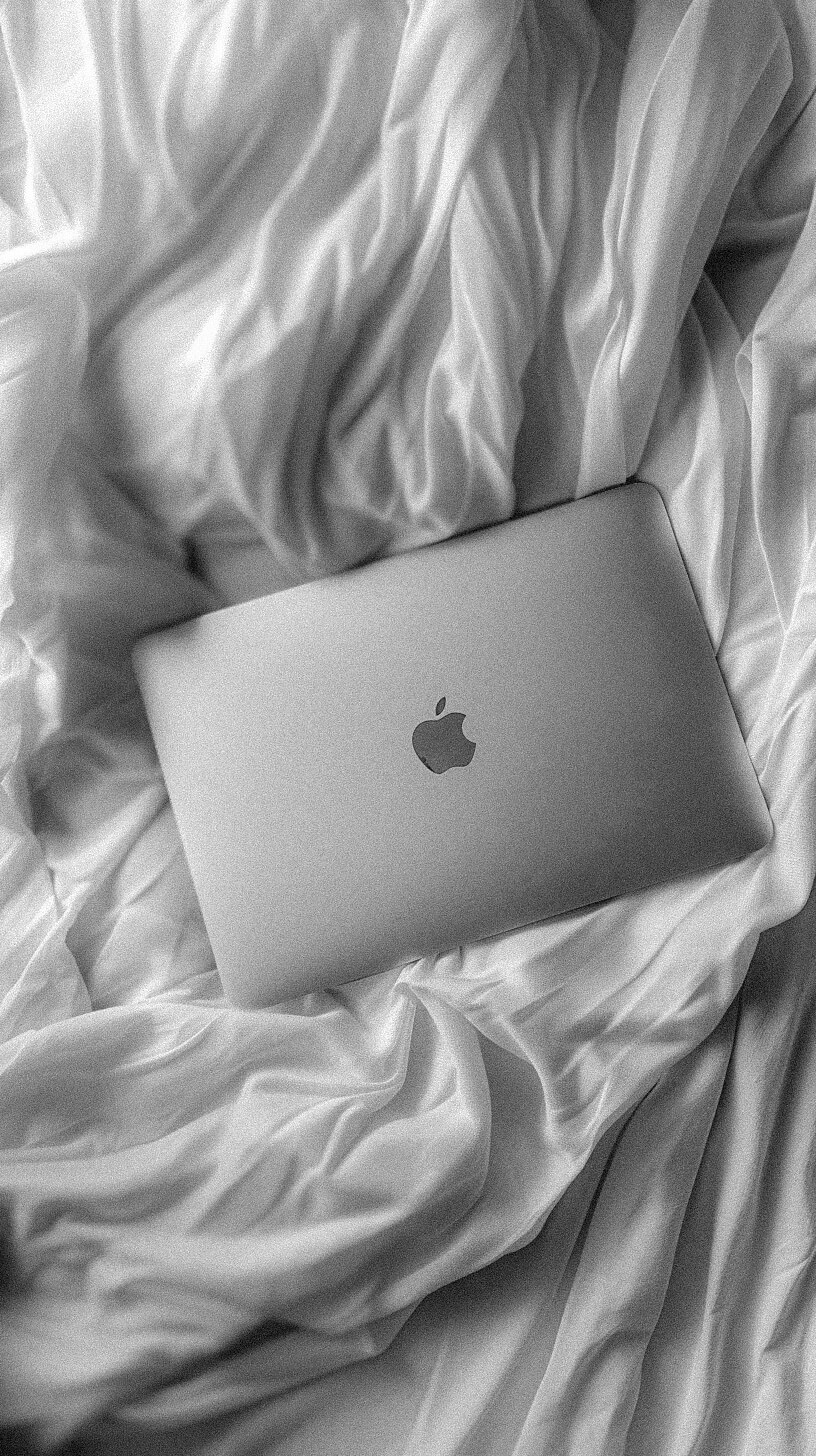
(132, 482, 772, 1006)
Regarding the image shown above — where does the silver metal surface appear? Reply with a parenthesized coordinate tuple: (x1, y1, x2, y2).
(133, 482, 772, 1006)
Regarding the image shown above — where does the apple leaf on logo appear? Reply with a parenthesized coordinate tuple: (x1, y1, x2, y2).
(435, 697, 446, 716)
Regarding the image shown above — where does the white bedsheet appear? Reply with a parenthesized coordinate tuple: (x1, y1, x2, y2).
(1, 0, 815, 1450)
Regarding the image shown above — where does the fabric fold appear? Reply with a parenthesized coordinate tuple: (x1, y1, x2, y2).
(1, 1, 816, 1447)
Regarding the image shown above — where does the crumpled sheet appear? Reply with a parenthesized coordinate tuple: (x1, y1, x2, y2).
(1, 0, 816, 1451)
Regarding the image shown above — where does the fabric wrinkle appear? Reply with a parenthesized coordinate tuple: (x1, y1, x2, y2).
(1, 1, 816, 1450)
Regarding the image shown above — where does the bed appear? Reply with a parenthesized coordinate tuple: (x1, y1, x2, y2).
(2, 0, 816, 1451)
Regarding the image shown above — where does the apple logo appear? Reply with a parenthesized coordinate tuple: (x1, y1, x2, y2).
(412, 696, 476, 774)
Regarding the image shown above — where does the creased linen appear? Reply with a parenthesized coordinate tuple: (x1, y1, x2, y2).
(1, 0, 815, 1450)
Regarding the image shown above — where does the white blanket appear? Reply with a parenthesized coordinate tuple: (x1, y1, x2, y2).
(1, 0, 816, 1450)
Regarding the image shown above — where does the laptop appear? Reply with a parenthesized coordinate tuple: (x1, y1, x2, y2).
(132, 481, 772, 1006)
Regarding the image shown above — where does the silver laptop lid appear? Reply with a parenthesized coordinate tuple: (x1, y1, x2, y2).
(133, 482, 772, 1006)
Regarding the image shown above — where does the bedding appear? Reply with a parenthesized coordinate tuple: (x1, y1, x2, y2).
(1, 0, 816, 1452)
